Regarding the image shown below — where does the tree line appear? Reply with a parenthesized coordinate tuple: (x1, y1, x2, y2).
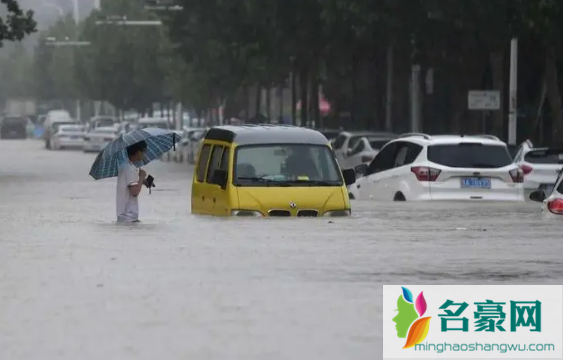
(1, 0, 563, 143)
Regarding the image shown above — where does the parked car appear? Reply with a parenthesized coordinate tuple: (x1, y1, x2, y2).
(83, 126, 119, 153)
(137, 117, 170, 130)
(343, 134, 397, 170)
(86, 116, 117, 131)
(191, 125, 355, 217)
(163, 129, 185, 161)
(348, 133, 524, 201)
(183, 128, 208, 164)
(318, 129, 342, 143)
(528, 168, 563, 219)
(51, 124, 86, 150)
(44, 110, 74, 149)
(513, 140, 563, 194)
(0, 116, 28, 139)
(332, 131, 397, 166)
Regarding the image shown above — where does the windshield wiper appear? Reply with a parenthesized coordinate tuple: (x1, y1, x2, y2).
(236, 176, 290, 186)
(276, 179, 341, 186)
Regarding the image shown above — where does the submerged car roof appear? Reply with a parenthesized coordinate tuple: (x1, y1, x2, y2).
(205, 124, 329, 145)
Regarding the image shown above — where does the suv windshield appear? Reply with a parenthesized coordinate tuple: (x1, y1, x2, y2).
(234, 144, 343, 186)
(524, 149, 563, 164)
(428, 143, 513, 168)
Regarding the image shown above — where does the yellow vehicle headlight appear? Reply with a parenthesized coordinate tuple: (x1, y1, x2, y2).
(323, 209, 351, 217)
(231, 210, 264, 217)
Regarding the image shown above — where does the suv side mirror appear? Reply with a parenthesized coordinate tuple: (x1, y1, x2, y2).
(529, 190, 546, 202)
(210, 169, 228, 189)
(342, 168, 356, 186)
(355, 163, 368, 176)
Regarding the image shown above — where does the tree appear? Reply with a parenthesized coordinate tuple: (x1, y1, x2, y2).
(33, 16, 80, 103)
(0, 0, 36, 47)
(76, 0, 168, 113)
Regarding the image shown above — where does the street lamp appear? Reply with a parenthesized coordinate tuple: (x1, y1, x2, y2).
(95, 16, 162, 26)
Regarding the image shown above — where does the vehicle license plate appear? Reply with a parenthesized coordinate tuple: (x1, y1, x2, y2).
(461, 177, 491, 189)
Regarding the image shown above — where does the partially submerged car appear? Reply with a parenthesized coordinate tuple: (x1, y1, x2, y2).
(191, 124, 356, 217)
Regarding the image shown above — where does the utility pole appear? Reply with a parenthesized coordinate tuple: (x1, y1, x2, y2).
(385, 45, 393, 132)
(508, 38, 518, 145)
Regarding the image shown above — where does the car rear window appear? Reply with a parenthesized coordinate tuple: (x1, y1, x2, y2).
(524, 149, 563, 164)
(62, 126, 84, 132)
(95, 129, 116, 135)
(427, 143, 513, 168)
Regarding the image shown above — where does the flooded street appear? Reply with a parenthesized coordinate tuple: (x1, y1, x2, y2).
(0, 140, 561, 360)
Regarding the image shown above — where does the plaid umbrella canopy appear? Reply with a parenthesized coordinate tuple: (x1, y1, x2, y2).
(89, 127, 181, 180)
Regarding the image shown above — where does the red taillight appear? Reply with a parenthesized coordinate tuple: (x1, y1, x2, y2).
(547, 199, 563, 215)
(509, 168, 524, 183)
(411, 166, 441, 181)
(519, 164, 533, 175)
(361, 155, 373, 163)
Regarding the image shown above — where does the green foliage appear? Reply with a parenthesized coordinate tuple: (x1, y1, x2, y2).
(0, 0, 36, 47)
(33, 16, 79, 100)
(75, 0, 168, 111)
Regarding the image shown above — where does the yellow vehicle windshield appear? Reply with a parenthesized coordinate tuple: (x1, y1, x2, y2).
(233, 143, 343, 186)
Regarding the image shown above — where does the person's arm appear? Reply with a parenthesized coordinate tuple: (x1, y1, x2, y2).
(128, 168, 146, 197)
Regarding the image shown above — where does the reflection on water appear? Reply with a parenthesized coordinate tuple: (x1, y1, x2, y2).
(0, 140, 561, 360)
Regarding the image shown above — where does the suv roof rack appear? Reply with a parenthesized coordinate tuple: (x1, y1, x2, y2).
(398, 132, 432, 140)
(473, 134, 501, 141)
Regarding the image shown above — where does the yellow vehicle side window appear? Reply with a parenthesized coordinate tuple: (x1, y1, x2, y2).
(220, 148, 230, 171)
(196, 144, 212, 182)
(206, 145, 224, 182)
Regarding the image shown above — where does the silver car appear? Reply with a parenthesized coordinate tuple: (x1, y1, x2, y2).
(83, 126, 118, 153)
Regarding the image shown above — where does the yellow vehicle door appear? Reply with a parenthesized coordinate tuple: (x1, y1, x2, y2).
(205, 144, 231, 216)
(192, 143, 212, 214)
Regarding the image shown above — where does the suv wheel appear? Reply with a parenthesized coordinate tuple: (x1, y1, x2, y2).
(394, 192, 406, 201)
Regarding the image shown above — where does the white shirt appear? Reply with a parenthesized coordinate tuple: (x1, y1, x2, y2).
(116, 161, 140, 222)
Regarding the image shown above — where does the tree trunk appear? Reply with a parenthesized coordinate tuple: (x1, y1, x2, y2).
(291, 72, 297, 125)
(278, 85, 284, 123)
(246, 86, 252, 120)
(266, 87, 271, 121)
(299, 68, 308, 126)
(311, 75, 320, 128)
(545, 47, 562, 144)
(490, 50, 505, 137)
(255, 86, 261, 120)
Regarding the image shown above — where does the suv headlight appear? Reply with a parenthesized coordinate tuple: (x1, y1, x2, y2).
(323, 209, 351, 217)
(231, 210, 263, 217)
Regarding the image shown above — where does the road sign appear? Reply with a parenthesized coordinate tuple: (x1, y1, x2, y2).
(468, 90, 501, 110)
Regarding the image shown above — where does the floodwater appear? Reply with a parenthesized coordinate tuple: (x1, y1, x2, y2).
(0, 140, 561, 360)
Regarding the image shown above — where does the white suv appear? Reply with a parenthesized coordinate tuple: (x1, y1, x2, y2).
(513, 140, 563, 193)
(348, 133, 524, 201)
(528, 168, 563, 219)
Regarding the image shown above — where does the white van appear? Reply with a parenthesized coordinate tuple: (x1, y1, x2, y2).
(43, 110, 75, 149)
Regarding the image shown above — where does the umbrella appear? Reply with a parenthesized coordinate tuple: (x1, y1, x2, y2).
(89, 127, 181, 180)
